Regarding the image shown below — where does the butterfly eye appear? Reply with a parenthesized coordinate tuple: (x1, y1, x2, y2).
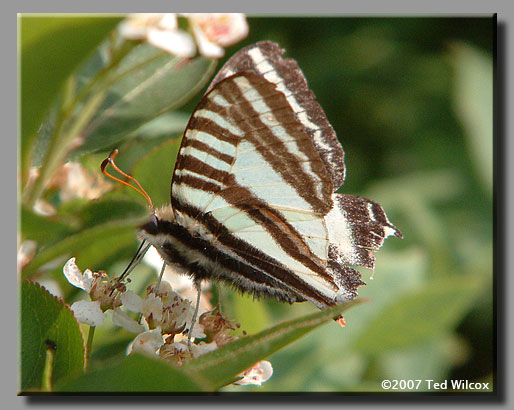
(151, 214, 159, 229)
(141, 214, 159, 235)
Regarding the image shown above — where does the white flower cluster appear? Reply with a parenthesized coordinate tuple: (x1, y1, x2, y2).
(63, 258, 199, 337)
(119, 13, 249, 58)
(63, 257, 272, 386)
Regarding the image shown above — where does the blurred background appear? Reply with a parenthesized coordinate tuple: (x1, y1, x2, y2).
(20, 16, 494, 392)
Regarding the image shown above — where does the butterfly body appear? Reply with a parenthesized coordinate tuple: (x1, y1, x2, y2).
(139, 41, 402, 310)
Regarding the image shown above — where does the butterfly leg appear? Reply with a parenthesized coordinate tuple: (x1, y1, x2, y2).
(155, 261, 167, 293)
(188, 280, 202, 355)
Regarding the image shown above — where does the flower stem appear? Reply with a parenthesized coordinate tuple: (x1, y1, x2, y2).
(85, 325, 96, 369)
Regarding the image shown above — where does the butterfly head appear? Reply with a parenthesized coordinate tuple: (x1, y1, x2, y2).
(139, 205, 174, 235)
(138, 205, 179, 264)
(140, 213, 159, 235)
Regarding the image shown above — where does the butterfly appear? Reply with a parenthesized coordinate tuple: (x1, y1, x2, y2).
(128, 41, 402, 312)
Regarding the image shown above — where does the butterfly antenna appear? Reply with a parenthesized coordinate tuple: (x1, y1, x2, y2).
(101, 149, 154, 213)
(118, 240, 149, 280)
(109, 240, 151, 296)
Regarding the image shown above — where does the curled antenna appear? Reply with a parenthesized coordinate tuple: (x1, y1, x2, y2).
(101, 149, 154, 213)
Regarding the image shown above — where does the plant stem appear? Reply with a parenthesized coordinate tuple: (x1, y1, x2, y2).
(85, 325, 96, 369)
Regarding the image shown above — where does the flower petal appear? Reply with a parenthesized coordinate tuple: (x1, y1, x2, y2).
(192, 24, 224, 58)
(70, 300, 104, 326)
(118, 21, 147, 40)
(147, 29, 196, 57)
(142, 293, 163, 322)
(127, 329, 164, 357)
(191, 13, 248, 47)
(112, 309, 145, 333)
(63, 258, 89, 291)
(215, 14, 249, 47)
(235, 361, 273, 386)
(192, 341, 217, 357)
(118, 13, 164, 39)
(187, 13, 248, 58)
(82, 269, 95, 293)
(158, 13, 178, 31)
(155, 280, 173, 295)
(121, 290, 143, 313)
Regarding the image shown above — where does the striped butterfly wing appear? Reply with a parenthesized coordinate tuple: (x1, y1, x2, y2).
(207, 41, 346, 190)
(171, 72, 339, 308)
(168, 41, 402, 309)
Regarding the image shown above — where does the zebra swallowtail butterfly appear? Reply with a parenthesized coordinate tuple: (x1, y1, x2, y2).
(137, 41, 402, 312)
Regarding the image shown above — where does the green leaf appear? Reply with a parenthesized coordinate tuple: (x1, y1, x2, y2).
(59, 197, 147, 228)
(20, 206, 75, 246)
(56, 354, 205, 392)
(127, 111, 190, 140)
(89, 337, 134, 364)
(353, 275, 486, 354)
(21, 216, 146, 279)
(21, 281, 85, 391)
(75, 44, 217, 156)
(131, 139, 182, 208)
(228, 292, 272, 336)
(182, 299, 365, 391)
(20, 15, 122, 182)
(449, 42, 493, 193)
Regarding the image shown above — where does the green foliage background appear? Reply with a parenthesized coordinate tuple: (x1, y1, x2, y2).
(19, 16, 494, 393)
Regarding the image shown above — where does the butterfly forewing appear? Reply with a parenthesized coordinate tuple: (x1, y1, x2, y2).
(207, 41, 346, 190)
(171, 72, 342, 308)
